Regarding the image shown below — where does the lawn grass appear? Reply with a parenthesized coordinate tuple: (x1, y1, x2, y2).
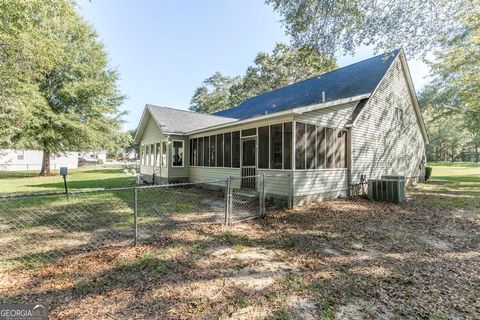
(0, 167, 137, 194)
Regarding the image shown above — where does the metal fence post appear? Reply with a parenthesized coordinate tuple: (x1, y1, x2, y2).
(260, 174, 266, 217)
(225, 176, 234, 225)
(134, 187, 138, 245)
(224, 177, 229, 225)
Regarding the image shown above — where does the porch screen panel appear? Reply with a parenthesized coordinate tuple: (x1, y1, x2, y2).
(242, 128, 256, 137)
(189, 140, 193, 166)
(232, 131, 240, 168)
(203, 136, 209, 166)
(192, 139, 198, 166)
(198, 137, 204, 167)
(283, 122, 292, 169)
(316, 127, 326, 168)
(156, 142, 161, 166)
(224, 133, 231, 167)
(326, 128, 334, 168)
(210, 135, 216, 167)
(306, 124, 316, 169)
(258, 126, 269, 169)
(295, 122, 306, 169)
(161, 141, 167, 167)
(271, 124, 283, 169)
(216, 134, 223, 167)
(336, 130, 347, 168)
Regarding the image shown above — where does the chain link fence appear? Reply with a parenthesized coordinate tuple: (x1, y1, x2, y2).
(0, 174, 288, 269)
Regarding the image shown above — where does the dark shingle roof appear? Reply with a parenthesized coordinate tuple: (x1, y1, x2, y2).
(147, 105, 235, 134)
(214, 50, 400, 120)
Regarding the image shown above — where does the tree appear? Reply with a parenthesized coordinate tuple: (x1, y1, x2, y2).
(124, 129, 140, 160)
(190, 73, 242, 114)
(0, 0, 125, 175)
(420, 13, 480, 162)
(190, 43, 337, 113)
(266, 0, 478, 57)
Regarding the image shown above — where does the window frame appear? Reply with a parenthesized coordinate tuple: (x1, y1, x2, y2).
(171, 139, 184, 167)
(161, 140, 167, 167)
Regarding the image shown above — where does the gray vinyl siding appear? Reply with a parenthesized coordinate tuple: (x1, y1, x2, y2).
(351, 57, 426, 185)
(258, 169, 291, 196)
(295, 100, 357, 128)
(189, 167, 240, 181)
(140, 116, 168, 178)
(292, 101, 356, 199)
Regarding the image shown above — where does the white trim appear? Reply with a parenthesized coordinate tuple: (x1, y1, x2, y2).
(171, 139, 185, 167)
(186, 95, 369, 135)
(161, 140, 168, 168)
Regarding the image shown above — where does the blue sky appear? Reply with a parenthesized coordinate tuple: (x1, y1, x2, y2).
(77, 0, 430, 130)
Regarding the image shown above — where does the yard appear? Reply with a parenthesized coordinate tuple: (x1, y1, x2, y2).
(1, 163, 479, 319)
(0, 167, 137, 194)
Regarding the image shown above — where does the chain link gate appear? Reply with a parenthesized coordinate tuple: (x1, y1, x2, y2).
(224, 174, 265, 224)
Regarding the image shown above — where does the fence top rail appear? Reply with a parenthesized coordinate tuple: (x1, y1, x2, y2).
(0, 174, 289, 199)
(0, 179, 229, 199)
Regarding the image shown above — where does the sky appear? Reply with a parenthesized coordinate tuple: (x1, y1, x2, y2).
(77, 0, 430, 130)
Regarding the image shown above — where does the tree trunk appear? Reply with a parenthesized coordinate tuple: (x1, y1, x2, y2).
(451, 143, 455, 162)
(40, 150, 51, 176)
(435, 146, 439, 162)
(476, 145, 479, 163)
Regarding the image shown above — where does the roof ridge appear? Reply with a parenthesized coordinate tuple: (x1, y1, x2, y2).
(147, 104, 236, 119)
(214, 49, 401, 115)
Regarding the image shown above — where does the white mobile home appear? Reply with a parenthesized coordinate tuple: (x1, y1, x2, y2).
(0, 150, 79, 172)
(134, 49, 428, 207)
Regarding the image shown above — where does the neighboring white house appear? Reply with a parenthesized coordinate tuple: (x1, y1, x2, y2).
(78, 151, 108, 163)
(134, 49, 428, 207)
(0, 150, 79, 171)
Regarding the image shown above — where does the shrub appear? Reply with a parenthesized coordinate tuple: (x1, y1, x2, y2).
(425, 167, 432, 181)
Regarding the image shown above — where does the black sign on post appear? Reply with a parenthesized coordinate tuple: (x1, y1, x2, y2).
(60, 167, 69, 200)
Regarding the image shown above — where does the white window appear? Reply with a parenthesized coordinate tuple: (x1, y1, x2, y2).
(161, 141, 167, 167)
(172, 140, 184, 167)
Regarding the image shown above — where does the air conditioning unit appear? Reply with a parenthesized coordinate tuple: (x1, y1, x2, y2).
(368, 178, 406, 203)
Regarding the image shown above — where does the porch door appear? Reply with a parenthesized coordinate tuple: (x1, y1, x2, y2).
(241, 138, 256, 188)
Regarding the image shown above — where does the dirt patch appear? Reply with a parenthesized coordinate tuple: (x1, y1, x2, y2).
(1, 189, 480, 319)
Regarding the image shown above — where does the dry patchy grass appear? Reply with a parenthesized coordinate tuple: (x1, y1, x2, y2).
(1, 168, 479, 319)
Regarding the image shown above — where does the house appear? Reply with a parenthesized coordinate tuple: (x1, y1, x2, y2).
(0, 150, 79, 172)
(134, 49, 428, 207)
(78, 151, 108, 164)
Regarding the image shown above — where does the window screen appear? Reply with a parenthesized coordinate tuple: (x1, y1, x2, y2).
(203, 136, 209, 166)
(306, 124, 316, 169)
(172, 141, 184, 167)
(198, 137, 203, 166)
(295, 122, 306, 169)
(216, 134, 223, 167)
(232, 131, 240, 168)
(336, 130, 347, 168)
(209, 135, 216, 167)
(316, 127, 325, 169)
(224, 132, 231, 167)
(241, 128, 256, 137)
(258, 126, 269, 169)
(192, 139, 198, 166)
(326, 128, 334, 168)
(271, 124, 283, 169)
(284, 122, 292, 169)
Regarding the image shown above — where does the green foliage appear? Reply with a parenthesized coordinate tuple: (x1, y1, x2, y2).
(266, 0, 478, 57)
(425, 167, 432, 181)
(190, 43, 336, 113)
(420, 13, 480, 162)
(0, 0, 125, 173)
